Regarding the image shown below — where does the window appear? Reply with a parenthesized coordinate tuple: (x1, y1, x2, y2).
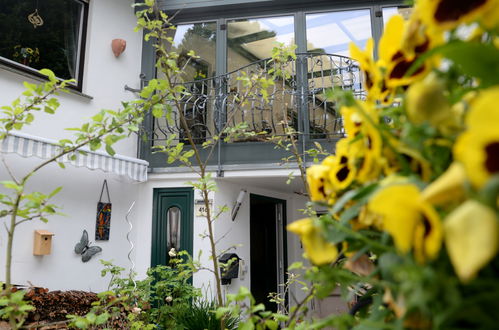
(382, 6, 413, 26)
(306, 9, 372, 57)
(0, 0, 88, 89)
(227, 15, 295, 72)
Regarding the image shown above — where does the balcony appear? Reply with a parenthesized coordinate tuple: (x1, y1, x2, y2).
(140, 52, 365, 170)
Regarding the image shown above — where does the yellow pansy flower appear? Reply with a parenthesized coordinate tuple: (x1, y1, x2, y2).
(418, 0, 498, 31)
(368, 183, 442, 263)
(454, 87, 499, 188)
(287, 218, 339, 265)
(381, 141, 432, 182)
(329, 139, 357, 190)
(354, 124, 383, 183)
(422, 162, 467, 206)
(340, 102, 382, 183)
(378, 15, 435, 89)
(444, 200, 499, 283)
(349, 39, 385, 103)
(306, 162, 336, 204)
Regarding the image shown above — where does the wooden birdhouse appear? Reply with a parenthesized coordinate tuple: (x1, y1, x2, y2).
(33, 230, 54, 255)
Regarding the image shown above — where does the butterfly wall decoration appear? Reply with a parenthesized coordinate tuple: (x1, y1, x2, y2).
(74, 230, 102, 262)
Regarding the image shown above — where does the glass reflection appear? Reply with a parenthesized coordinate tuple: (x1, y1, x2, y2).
(167, 206, 181, 251)
(305, 10, 371, 138)
(167, 22, 217, 80)
(306, 9, 372, 57)
(227, 16, 294, 72)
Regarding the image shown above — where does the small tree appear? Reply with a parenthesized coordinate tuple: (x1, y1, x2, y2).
(0, 69, 166, 328)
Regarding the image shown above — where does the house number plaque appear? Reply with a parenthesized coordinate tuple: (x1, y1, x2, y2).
(195, 199, 213, 217)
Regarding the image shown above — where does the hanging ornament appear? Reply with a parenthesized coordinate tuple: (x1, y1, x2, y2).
(28, 0, 43, 29)
(28, 9, 43, 28)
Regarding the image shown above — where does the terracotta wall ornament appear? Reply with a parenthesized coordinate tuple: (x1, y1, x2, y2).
(111, 39, 126, 57)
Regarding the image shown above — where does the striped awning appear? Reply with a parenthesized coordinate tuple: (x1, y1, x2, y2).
(0, 131, 149, 182)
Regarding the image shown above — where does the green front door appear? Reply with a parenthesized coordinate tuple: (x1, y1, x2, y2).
(151, 188, 194, 267)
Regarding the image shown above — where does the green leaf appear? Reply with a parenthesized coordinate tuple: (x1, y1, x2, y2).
(1, 181, 22, 192)
(441, 42, 499, 88)
(105, 144, 116, 156)
(86, 312, 97, 323)
(75, 319, 87, 329)
(239, 321, 255, 330)
(264, 320, 278, 330)
(152, 104, 164, 118)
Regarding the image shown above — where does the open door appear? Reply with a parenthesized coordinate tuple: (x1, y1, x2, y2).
(250, 194, 287, 312)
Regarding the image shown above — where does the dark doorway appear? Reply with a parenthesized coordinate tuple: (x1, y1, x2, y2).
(250, 194, 287, 313)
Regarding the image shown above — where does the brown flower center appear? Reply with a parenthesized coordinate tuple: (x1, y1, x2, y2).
(390, 58, 425, 80)
(336, 166, 350, 182)
(434, 0, 487, 23)
(485, 142, 499, 174)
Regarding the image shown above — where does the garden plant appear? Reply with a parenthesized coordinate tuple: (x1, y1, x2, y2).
(284, 0, 499, 328)
(3, 0, 499, 329)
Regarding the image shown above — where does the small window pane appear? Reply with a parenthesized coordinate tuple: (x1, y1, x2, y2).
(227, 15, 295, 72)
(168, 22, 217, 80)
(0, 0, 85, 81)
(382, 6, 413, 26)
(306, 9, 372, 57)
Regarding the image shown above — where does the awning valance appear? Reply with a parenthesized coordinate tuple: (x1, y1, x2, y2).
(0, 131, 148, 182)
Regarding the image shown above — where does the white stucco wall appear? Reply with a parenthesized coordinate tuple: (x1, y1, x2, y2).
(0, 0, 144, 291)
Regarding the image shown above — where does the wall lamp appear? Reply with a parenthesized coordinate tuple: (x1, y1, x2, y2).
(231, 189, 247, 221)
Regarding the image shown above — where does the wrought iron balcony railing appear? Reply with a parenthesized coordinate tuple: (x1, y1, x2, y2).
(141, 53, 365, 168)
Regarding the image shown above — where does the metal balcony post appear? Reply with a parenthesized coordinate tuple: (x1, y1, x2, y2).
(294, 12, 309, 163)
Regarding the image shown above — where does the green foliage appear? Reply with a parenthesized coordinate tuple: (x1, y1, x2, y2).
(0, 290, 34, 328)
(176, 299, 239, 330)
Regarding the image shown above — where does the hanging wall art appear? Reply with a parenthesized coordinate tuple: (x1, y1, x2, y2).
(95, 180, 112, 240)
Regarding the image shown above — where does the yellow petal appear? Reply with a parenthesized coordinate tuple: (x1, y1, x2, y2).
(444, 200, 499, 283)
(287, 218, 338, 265)
(378, 15, 405, 64)
(369, 184, 421, 254)
(413, 202, 443, 263)
(306, 164, 334, 203)
(465, 86, 499, 131)
(422, 162, 467, 206)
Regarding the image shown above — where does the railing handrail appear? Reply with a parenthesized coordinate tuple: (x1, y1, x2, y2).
(176, 52, 360, 86)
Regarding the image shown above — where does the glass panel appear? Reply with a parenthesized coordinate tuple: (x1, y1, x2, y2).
(167, 206, 181, 251)
(154, 22, 217, 146)
(226, 16, 296, 140)
(0, 0, 84, 80)
(168, 22, 217, 80)
(305, 10, 371, 138)
(306, 10, 371, 57)
(227, 16, 294, 72)
(382, 6, 413, 26)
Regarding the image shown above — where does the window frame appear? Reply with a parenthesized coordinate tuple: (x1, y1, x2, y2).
(0, 0, 89, 91)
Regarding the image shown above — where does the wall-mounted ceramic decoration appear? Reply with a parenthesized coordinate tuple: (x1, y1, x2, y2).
(95, 180, 112, 240)
(111, 38, 126, 57)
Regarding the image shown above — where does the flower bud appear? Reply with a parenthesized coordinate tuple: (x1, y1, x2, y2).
(406, 73, 451, 127)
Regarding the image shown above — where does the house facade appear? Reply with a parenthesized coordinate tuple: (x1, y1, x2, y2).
(0, 0, 404, 314)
